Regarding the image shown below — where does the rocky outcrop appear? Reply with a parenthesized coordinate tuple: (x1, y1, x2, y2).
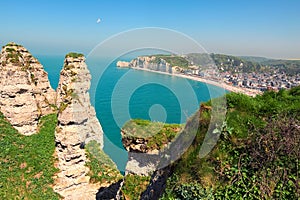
(121, 130, 162, 176)
(0, 42, 56, 135)
(116, 61, 130, 68)
(121, 111, 201, 199)
(121, 120, 183, 176)
(53, 53, 105, 199)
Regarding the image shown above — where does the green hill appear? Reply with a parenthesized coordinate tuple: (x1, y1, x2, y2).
(160, 86, 300, 199)
(239, 56, 272, 63)
(144, 53, 300, 75)
(241, 55, 300, 75)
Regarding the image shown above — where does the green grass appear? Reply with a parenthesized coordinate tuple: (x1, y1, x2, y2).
(0, 113, 60, 199)
(5, 47, 16, 53)
(6, 49, 22, 64)
(65, 52, 84, 58)
(85, 140, 123, 185)
(122, 119, 183, 150)
(4, 43, 22, 48)
(162, 87, 300, 199)
(150, 55, 190, 68)
(121, 174, 150, 200)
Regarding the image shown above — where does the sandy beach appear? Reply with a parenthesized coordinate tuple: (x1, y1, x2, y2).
(129, 67, 262, 97)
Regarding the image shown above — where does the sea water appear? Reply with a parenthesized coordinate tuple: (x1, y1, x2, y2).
(38, 55, 226, 173)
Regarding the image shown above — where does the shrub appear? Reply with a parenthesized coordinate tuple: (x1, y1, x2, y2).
(122, 174, 150, 200)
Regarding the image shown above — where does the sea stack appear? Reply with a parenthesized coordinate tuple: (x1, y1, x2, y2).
(0, 42, 56, 135)
(53, 53, 105, 199)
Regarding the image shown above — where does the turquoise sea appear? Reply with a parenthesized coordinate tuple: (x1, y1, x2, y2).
(37, 55, 226, 173)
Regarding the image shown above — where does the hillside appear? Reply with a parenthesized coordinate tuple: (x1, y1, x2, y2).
(160, 86, 300, 199)
(118, 86, 300, 199)
(239, 56, 272, 63)
(240, 55, 300, 75)
(0, 113, 60, 199)
(261, 59, 300, 75)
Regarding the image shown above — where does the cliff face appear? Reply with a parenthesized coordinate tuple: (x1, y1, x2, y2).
(128, 56, 174, 73)
(0, 42, 55, 135)
(55, 54, 103, 147)
(53, 54, 104, 199)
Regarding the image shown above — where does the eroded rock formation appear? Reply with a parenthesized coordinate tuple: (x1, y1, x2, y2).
(53, 53, 105, 199)
(0, 42, 55, 135)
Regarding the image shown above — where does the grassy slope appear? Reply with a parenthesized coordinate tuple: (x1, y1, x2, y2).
(161, 87, 300, 199)
(85, 140, 123, 185)
(122, 174, 151, 200)
(0, 113, 60, 199)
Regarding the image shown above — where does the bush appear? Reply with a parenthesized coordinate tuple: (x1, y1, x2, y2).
(122, 174, 150, 200)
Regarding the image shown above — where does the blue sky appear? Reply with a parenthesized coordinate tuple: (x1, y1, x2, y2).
(0, 0, 299, 58)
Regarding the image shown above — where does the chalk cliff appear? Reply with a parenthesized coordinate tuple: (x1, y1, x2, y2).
(117, 56, 175, 73)
(53, 53, 107, 199)
(0, 42, 56, 135)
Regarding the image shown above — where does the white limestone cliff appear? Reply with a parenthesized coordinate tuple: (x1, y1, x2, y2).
(121, 56, 174, 73)
(0, 42, 56, 135)
(53, 53, 105, 199)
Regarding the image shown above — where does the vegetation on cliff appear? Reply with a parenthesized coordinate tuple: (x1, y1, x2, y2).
(85, 140, 123, 185)
(122, 174, 151, 200)
(160, 55, 189, 68)
(0, 113, 60, 199)
(122, 119, 183, 151)
(161, 86, 300, 199)
(150, 55, 190, 68)
(65, 52, 84, 58)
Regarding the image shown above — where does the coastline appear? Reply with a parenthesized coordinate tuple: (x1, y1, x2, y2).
(128, 67, 262, 97)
